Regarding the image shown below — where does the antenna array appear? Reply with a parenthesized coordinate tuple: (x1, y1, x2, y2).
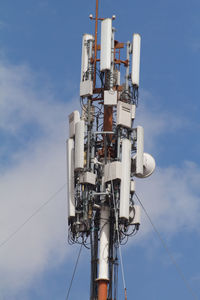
(66, 3, 155, 299)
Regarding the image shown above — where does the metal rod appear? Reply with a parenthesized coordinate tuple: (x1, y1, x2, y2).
(93, 0, 99, 89)
(93, 131, 114, 135)
(110, 28, 115, 89)
(93, 192, 109, 196)
(87, 99, 91, 170)
(88, 39, 93, 81)
(125, 42, 130, 94)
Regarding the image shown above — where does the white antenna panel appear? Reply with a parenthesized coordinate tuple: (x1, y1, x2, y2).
(104, 161, 122, 182)
(104, 90, 117, 106)
(130, 180, 135, 193)
(120, 139, 131, 220)
(66, 138, 75, 218)
(114, 69, 120, 86)
(75, 120, 85, 170)
(69, 110, 80, 138)
(100, 18, 112, 71)
(81, 34, 94, 81)
(136, 126, 144, 176)
(116, 101, 132, 128)
(131, 33, 141, 87)
(131, 104, 136, 120)
(80, 80, 93, 97)
(129, 205, 141, 225)
(79, 171, 96, 185)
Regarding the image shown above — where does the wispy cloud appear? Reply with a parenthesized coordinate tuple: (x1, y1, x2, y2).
(136, 162, 200, 238)
(0, 59, 79, 297)
(0, 58, 199, 298)
(131, 95, 200, 244)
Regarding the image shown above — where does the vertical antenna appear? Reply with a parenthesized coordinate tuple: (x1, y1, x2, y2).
(93, 0, 99, 89)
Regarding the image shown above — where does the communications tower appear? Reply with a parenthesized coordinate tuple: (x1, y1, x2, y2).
(67, 1, 155, 299)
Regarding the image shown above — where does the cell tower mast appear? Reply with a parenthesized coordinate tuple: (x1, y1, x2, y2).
(66, 1, 155, 299)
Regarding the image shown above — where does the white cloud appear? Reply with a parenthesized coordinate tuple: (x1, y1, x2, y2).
(136, 162, 200, 239)
(0, 62, 66, 137)
(131, 96, 200, 243)
(0, 59, 200, 298)
(136, 90, 188, 154)
(0, 59, 79, 297)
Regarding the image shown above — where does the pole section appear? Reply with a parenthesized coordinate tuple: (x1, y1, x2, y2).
(98, 281, 108, 300)
(97, 206, 110, 300)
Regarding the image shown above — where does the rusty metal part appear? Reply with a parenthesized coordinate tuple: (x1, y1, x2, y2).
(125, 287, 128, 300)
(98, 280, 108, 300)
(92, 97, 104, 102)
(114, 59, 128, 66)
(88, 203, 93, 219)
(115, 41, 124, 49)
(98, 146, 115, 159)
(104, 106, 113, 132)
(93, 88, 103, 94)
(116, 85, 123, 91)
(103, 106, 113, 154)
(91, 17, 105, 21)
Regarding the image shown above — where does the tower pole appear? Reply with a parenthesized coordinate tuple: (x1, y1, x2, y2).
(97, 206, 110, 300)
(67, 2, 156, 299)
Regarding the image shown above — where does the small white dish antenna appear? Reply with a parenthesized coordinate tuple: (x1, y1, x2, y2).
(131, 152, 156, 178)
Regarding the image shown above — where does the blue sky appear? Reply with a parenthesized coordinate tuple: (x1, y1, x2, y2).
(0, 0, 200, 299)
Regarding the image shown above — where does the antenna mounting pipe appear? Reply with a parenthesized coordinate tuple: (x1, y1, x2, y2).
(93, 0, 99, 89)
